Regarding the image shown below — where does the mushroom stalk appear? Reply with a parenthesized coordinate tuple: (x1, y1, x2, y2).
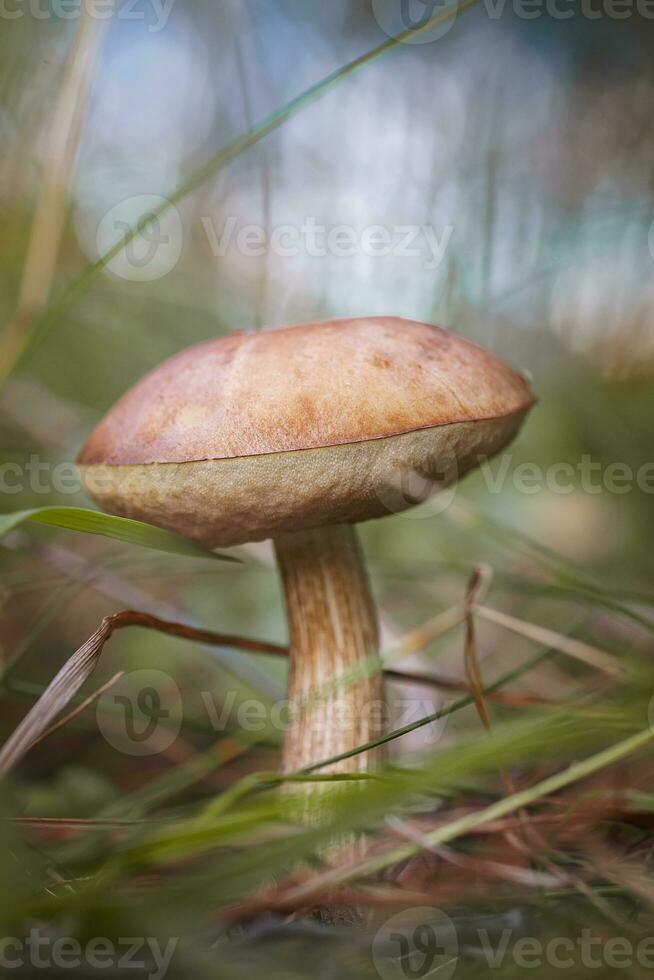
(274, 524, 385, 775)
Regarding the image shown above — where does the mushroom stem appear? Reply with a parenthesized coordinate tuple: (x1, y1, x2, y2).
(274, 524, 385, 775)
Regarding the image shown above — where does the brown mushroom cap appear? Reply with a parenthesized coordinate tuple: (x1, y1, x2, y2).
(78, 317, 535, 547)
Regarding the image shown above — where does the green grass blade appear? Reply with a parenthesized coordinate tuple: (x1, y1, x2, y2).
(304, 726, 654, 889)
(8, 0, 475, 377)
(0, 506, 233, 561)
(300, 645, 555, 773)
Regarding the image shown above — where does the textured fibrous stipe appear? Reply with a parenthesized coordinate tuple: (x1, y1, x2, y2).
(275, 525, 385, 776)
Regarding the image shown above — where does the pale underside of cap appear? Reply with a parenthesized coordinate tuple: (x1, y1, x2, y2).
(78, 317, 535, 547)
(79, 412, 528, 548)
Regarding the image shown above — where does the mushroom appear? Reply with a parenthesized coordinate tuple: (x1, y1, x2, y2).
(77, 317, 535, 779)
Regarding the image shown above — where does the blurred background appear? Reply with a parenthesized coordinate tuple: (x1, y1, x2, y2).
(1, 1, 654, 976)
(2, 0, 654, 569)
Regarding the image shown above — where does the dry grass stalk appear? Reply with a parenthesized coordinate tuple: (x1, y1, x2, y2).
(0, 610, 285, 775)
(0, 10, 107, 386)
